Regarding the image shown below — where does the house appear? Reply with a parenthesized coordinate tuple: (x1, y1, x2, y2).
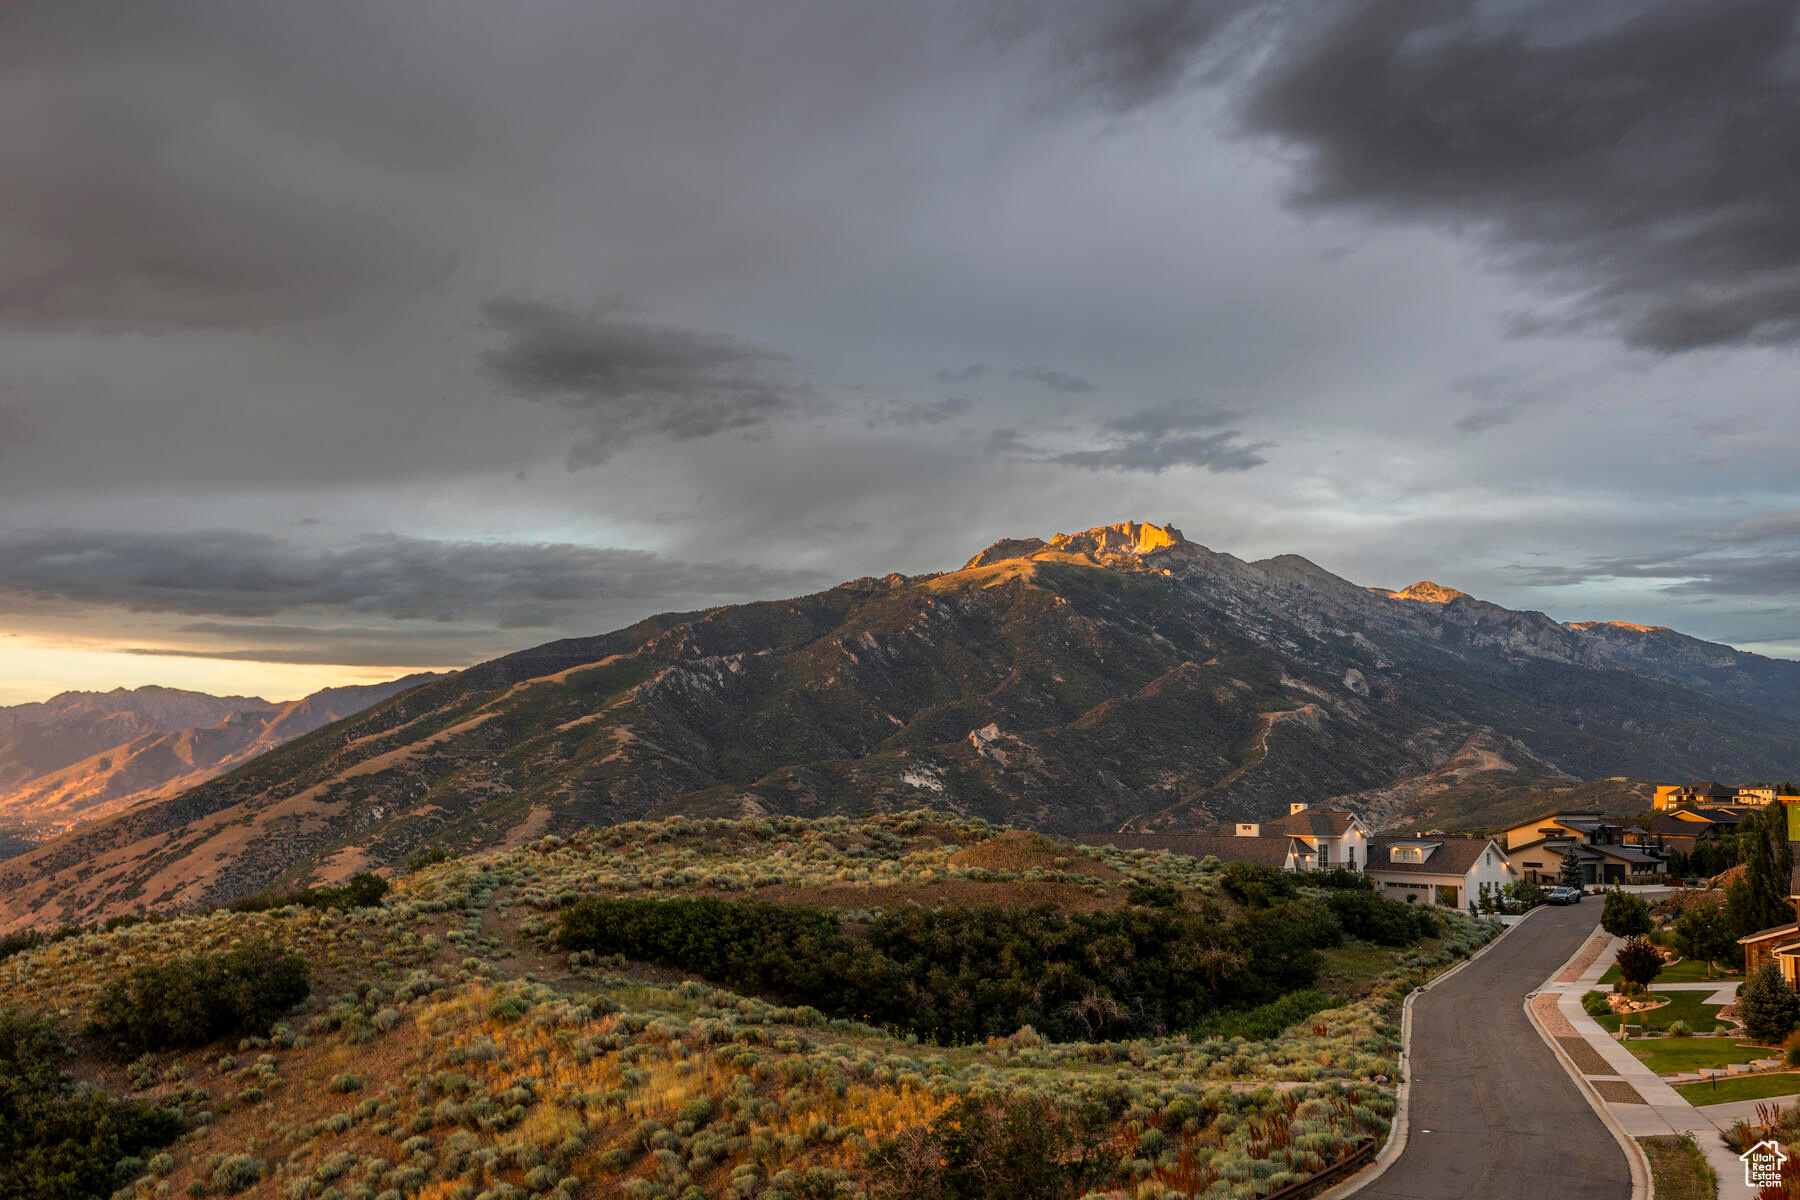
(1634, 813, 1736, 857)
(1363, 836, 1517, 909)
(1737, 855, 1800, 983)
(1500, 810, 1613, 850)
(1245, 804, 1372, 872)
(1501, 810, 1666, 885)
(1073, 832, 1308, 871)
(1654, 781, 1740, 810)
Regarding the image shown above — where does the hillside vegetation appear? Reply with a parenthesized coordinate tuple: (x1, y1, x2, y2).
(0, 812, 1497, 1200)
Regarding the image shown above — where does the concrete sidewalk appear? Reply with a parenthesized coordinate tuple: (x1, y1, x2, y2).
(1531, 933, 1754, 1192)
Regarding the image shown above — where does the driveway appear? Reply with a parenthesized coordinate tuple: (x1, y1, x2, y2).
(1355, 903, 1631, 1200)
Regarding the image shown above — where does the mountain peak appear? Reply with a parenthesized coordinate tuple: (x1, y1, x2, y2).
(1387, 581, 1468, 604)
(961, 521, 1187, 570)
(1047, 521, 1186, 558)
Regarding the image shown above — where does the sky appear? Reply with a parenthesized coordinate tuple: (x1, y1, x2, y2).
(3, 0, 1800, 705)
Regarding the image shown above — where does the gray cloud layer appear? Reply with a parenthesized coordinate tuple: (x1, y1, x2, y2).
(2, 0, 1798, 692)
(480, 297, 820, 467)
(0, 528, 822, 628)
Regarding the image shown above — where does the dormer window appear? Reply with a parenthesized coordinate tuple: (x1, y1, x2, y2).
(1391, 846, 1423, 863)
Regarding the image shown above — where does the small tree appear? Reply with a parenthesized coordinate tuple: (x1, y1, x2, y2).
(1613, 937, 1664, 988)
(1559, 851, 1585, 892)
(1601, 888, 1652, 937)
(1672, 903, 1741, 978)
(1738, 962, 1800, 1043)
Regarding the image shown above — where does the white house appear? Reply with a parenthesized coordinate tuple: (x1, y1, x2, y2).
(1364, 836, 1517, 910)
(1252, 804, 1372, 872)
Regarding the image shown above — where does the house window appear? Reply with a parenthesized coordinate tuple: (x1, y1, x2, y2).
(1391, 847, 1423, 863)
(1319, 843, 1331, 868)
(1347, 846, 1356, 869)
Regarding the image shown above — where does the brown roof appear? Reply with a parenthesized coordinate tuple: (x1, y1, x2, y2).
(1366, 837, 1507, 877)
(1074, 833, 1299, 868)
(1646, 815, 1719, 838)
(1686, 780, 1734, 797)
(1502, 810, 1602, 833)
(1738, 922, 1800, 946)
(1265, 809, 1361, 837)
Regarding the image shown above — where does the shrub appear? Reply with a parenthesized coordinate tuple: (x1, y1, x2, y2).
(1739, 963, 1800, 1043)
(86, 941, 311, 1053)
(1601, 889, 1652, 937)
(210, 1154, 263, 1194)
(1581, 991, 1612, 1017)
(0, 1008, 185, 1200)
(1613, 937, 1663, 987)
(1218, 862, 1296, 907)
(1326, 889, 1437, 946)
(864, 1095, 1109, 1200)
(1667, 1020, 1692, 1037)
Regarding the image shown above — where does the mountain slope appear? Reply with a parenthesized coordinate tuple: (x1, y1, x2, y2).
(0, 686, 269, 790)
(2, 521, 1795, 930)
(0, 675, 445, 849)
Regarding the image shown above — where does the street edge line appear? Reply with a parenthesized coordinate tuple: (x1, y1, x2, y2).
(1521, 926, 1654, 1200)
(1313, 909, 1534, 1200)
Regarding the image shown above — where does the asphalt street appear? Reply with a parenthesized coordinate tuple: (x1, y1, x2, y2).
(1355, 902, 1632, 1200)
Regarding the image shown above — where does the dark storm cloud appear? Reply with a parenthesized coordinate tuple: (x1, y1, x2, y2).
(1237, 0, 1800, 352)
(1054, 430, 1271, 474)
(0, 528, 823, 627)
(932, 364, 1097, 393)
(1035, 0, 1262, 113)
(864, 396, 975, 428)
(1047, 400, 1270, 473)
(480, 296, 820, 468)
(1101, 399, 1241, 437)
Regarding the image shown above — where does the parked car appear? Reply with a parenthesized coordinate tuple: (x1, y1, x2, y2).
(1545, 886, 1582, 905)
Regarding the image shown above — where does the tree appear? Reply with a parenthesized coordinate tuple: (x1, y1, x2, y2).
(1738, 962, 1800, 1043)
(1559, 850, 1585, 892)
(1601, 888, 1651, 937)
(1672, 903, 1741, 978)
(1728, 808, 1795, 937)
(1613, 937, 1664, 987)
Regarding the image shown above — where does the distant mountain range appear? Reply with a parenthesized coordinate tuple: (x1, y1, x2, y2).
(2, 520, 1795, 931)
(0, 676, 445, 852)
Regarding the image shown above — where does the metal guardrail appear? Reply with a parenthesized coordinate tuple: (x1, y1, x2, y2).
(1258, 1137, 1377, 1200)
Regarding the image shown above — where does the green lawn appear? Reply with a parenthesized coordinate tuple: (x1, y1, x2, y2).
(1599, 959, 1741, 985)
(1676, 1073, 1800, 1107)
(1592, 990, 1726, 1033)
(1624, 1037, 1772, 1075)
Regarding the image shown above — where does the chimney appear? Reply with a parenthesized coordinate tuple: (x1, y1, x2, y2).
(1289, 802, 1309, 816)
(1235, 822, 1260, 838)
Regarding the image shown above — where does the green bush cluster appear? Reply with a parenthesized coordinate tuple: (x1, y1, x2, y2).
(226, 872, 391, 915)
(0, 1008, 185, 1200)
(85, 940, 311, 1053)
(558, 890, 1435, 1044)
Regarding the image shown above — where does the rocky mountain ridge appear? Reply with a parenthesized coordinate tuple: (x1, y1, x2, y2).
(0, 520, 1793, 930)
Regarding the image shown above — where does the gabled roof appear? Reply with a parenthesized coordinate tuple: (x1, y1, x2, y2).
(1073, 833, 1301, 869)
(1266, 809, 1363, 837)
(1501, 809, 1603, 832)
(1583, 843, 1662, 865)
(1366, 837, 1508, 877)
(1738, 922, 1800, 946)
(1686, 780, 1735, 797)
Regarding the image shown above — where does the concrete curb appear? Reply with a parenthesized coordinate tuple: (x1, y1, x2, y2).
(1522, 926, 1654, 1200)
(1314, 913, 1527, 1200)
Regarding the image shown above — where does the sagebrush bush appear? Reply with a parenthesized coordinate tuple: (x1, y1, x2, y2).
(86, 941, 310, 1053)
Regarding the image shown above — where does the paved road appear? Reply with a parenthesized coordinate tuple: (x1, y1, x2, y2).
(1356, 903, 1631, 1200)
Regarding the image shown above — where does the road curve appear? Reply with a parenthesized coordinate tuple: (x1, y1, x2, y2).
(1354, 903, 1631, 1200)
